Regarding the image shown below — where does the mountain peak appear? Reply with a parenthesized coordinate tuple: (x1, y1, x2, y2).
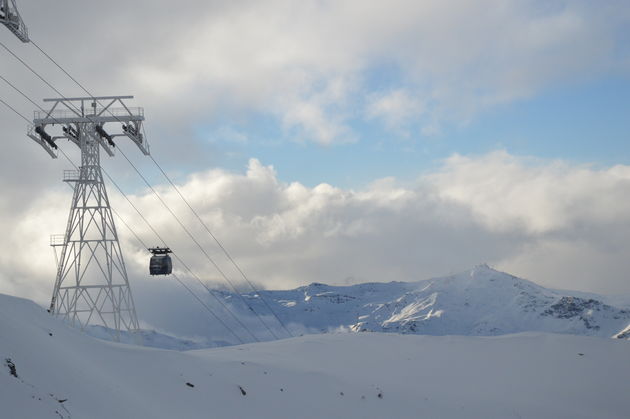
(469, 263, 498, 277)
(473, 262, 491, 271)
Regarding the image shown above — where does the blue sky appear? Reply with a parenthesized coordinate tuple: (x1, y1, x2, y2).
(194, 73, 630, 188)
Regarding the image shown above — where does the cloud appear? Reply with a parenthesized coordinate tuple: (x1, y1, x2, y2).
(2, 151, 630, 315)
(366, 89, 426, 134)
(430, 151, 630, 235)
(9, 0, 629, 145)
(426, 151, 630, 293)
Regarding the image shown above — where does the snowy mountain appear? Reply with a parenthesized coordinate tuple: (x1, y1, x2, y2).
(2, 292, 630, 418)
(218, 265, 630, 340)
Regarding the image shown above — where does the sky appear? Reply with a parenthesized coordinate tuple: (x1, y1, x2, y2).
(1, 0, 630, 311)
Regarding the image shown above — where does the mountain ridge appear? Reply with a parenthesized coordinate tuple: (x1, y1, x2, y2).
(218, 264, 630, 341)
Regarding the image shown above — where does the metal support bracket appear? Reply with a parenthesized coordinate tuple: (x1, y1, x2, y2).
(27, 125, 57, 158)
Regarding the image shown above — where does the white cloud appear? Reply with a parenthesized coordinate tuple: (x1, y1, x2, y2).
(11, 0, 629, 144)
(3, 151, 630, 309)
(430, 151, 630, 234)
(366, 89, 425, 134)
(281, 99, 352, 145)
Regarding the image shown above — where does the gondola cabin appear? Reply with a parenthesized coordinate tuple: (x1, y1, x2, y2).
(148, 247, 173, 276)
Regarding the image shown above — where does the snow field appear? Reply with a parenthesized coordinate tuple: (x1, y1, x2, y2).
(2, 293, 630, 418)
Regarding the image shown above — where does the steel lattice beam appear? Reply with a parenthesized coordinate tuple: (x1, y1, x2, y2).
(0, 0, 29, 42)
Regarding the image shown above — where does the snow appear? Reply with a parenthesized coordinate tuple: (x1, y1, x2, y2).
(614, 324, 630, 339)
(2, 292, 630, 418)
(84, 325, 223, 350)
(210, 265, 630, 342)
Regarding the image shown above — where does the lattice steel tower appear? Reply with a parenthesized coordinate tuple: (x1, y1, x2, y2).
(29, 96, 149, 341)
(0, 0, 29, 42)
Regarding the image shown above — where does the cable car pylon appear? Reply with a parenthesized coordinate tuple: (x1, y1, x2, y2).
(33, 96, 148, 342)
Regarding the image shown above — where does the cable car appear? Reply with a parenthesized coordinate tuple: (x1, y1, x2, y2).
(148, 247, 173, 276)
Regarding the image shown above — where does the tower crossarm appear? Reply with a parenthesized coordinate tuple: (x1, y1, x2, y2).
(34, 96, 144, 124)
(29, 95, 150, 158)
(0, 0, 29, 42)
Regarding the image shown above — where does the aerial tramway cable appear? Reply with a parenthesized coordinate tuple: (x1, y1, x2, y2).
(0, 60, 263, 341)
(115, 146, 281, 340)
(98, 165, 262, 343)
(148, 152, 294, 338)
(1, 36, 292, 341)
(69, 159, 250, 345)
(27, 37, 294, 339)
(54, 149, 249, 345)
(1, 2, 290, 342)
(0, 96, 28, 122)
(0, 89, 256, 344)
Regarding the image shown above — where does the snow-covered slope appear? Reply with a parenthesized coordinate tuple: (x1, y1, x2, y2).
(220, 265, 630, 340)
(85, 325, 228, 350)
(2, 292, 630, 419)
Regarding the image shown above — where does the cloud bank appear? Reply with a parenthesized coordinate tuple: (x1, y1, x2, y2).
(2, 151, 629, 308)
